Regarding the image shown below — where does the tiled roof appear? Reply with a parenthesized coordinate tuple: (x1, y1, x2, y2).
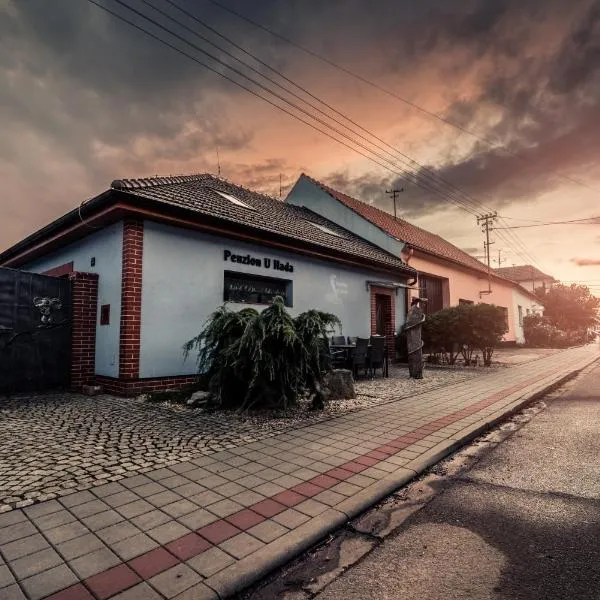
(111, 174, 414, 274)
(494, 265, 556, 283)
(303, 174, 490, 275)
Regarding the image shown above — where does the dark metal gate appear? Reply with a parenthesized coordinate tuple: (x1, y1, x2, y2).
(0, 267, 72, 394)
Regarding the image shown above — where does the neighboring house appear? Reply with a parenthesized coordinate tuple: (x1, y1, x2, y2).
(286, 174, 541, 344)
(0, 174, 416, 394)
(494, 265, 557, 294)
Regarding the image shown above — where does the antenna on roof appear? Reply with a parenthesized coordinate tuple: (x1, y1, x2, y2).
(279, 174, 282, 199)
(216, 146, 221, 177)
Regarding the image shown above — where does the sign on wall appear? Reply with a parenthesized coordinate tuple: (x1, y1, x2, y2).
(224, 250, 294, 273)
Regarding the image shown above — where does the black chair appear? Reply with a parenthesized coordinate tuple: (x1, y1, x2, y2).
(352, 337, 369, 378)
(331, 335, 346, 346)
(368, 336, 386, 378)
(329, 336, 348, 368)
(347, 336, 357, 345)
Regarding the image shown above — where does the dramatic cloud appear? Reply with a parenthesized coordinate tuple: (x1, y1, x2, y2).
(1, 0, 599, 289)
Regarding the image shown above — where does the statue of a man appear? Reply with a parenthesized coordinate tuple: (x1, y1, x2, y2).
(403, 297, 427, 379)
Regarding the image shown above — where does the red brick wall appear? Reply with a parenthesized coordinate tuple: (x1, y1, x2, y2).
(120, 219, 144, 379)
(96, 375, 199, 396)
(370, 286, 396, 351)
(69, 272, 99, 391)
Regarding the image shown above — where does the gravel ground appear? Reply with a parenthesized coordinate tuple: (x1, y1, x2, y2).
(0, 365, 487, 510)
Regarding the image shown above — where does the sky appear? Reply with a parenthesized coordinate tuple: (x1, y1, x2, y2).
(1, 0, 599, 293)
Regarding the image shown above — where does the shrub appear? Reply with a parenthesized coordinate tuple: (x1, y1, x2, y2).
(184, 297, 340, 410)
(422, 303, 507, 366)
(523, 314, 588, 348)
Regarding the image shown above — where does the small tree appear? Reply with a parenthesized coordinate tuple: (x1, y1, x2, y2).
(422, 305, 473, 364)
(184, 298, 340, 411)
(469, 304, 508, 366)
(536, 284, 600, 332)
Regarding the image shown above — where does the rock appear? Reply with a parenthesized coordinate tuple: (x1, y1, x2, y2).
(323, 369, 356, 400)
(187, 390, 211, 407)
(82, 385, 102, 396)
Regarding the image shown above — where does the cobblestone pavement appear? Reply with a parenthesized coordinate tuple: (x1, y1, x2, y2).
(0, 346, 595, 600)
(0, 368, 482, 510)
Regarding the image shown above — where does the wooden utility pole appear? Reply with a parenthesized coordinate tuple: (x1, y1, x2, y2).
(494, 248, 506, 266)
(477, 212, 498, 270)
(385, 188, 404, 220)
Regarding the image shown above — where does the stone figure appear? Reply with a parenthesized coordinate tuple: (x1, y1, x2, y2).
(403, 297, 427, 379)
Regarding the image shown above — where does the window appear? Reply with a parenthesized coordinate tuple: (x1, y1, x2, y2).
(459, 298, 474, 305)
(224, 271, 293, 306)
(518, 305, 523, 327)
(100, 304, 110, 326)
(306, 221, 343, 238)
(500, 306, 509, 329)
(526, 308, 531, 316)
(214, 190, 256, 211)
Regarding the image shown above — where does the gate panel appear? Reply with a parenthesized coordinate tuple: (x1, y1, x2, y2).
(0, 267, 72, 394)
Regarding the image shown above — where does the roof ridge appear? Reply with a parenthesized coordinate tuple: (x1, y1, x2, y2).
(111, 173, 212, 191)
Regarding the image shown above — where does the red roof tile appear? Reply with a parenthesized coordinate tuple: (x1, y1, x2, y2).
(494, 265, 556, 283)
(303, 175, 490, 275)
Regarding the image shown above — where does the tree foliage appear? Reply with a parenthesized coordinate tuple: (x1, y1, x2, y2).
(423, 303, 507, 366)
(536, 284, 599, 332)
(184, 297, 340, 410)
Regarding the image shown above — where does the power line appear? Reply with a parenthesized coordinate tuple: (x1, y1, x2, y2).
(205, 0, 600, 196)
(495, 217, 600, 229)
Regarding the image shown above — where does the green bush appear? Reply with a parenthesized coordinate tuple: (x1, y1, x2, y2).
(184, 297, 340, 410)
(423, 303, 507, 366)
(523, 314, 588, 348)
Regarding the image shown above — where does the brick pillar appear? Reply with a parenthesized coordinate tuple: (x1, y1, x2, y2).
(119, 219, 144, 379)
(69, 272, 99, 391)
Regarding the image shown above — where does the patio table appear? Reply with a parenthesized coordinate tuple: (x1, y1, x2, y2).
(330, 343, 389, 377)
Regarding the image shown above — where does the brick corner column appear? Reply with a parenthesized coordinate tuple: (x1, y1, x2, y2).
(120, 219, 144, 380)
(69, 271, 99, 391)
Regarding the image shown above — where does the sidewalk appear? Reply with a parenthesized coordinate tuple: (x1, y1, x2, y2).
(0, 345, 597, 600)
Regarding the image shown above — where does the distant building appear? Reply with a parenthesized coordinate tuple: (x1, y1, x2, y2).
(287, 174, 542, 344)
(494, 265, 557, 294)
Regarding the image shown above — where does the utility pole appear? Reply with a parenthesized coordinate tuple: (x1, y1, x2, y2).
(477, 212, 498, 270)
(385, 188, 404, 220)
(494, 248, 506, 267)
(279, 174, 282, 199)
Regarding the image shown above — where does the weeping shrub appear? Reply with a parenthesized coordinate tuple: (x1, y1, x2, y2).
(184, 297, 340, 410)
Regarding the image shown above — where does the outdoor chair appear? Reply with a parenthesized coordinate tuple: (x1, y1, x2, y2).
(369, 335, 386, 378)
(331, 335, 346, 346)
(347, 336, 357, 345)
(329, 337, 348, 368)
(352, 337, 370, 379)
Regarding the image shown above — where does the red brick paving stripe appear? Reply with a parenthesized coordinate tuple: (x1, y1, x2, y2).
(85, 564, 141, 599)
(355, 455, 379, 467)
(225, 509, 266, 530)
(251, 498, 287, 518)
(165, 532, 212, 560)
(290, 482, 325, 498)
(272, 490, 307, 507)
(197, 520, 241, 544)
(325, 467, 355, 481)
(128, 547, 179, 579)
(44, 584, 95, 600)
(340, 461, 368, 474)
(308, 474, 339, 489)
(38, 370, 556, 600)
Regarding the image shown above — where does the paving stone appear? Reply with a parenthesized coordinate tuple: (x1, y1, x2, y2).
(85, 563, 141, 599)
(206, 499, 244, 518)
(69, 546, 124, 579)
(295, 499, 330, 517)
(111, 582, 164, 600)
(0, 564, 16, 588)
(147, 521, 191, 545)
(93, 482, 127, 498)
(81, 509, 124, 531)
(111, 532, 159, 561)
(246, 520, 289, 543)
(272, 508, 311, 529)
(0, 583, 27, 600)
(55, 532, 105, 561)
(186, 546, 235, 577)
(165, 532, 211, 560)
(121, 475, 153, 489)
(23, 500, 62, 519)
(218, 532, 265, 559)
(149, 564, 203, 598)
(161, 499, 198, 519)
(20, 564, 78, 600)
(0, 520, 37, 543)
(31, 509, 77, 530)
(1, 533, 50, 561)
(69, 499, 110, 519)
(96, 521, 141, 545)
(172, 581, 219, 600)
(147, 490, 182, 508)
(103, 491, 139, 508)
(128, 547, 179, 579)
(10, 547, 64, 580)
(60, 491, 96, 508)
(116, 499, 154, 519)
(131, 509, 172, 531)
(135, 482, 168, 497)
(177, 508, 219, 530)
(189, 490, 225, 508)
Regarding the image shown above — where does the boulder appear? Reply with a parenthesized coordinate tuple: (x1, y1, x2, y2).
(323, 369, 356, 400)
(82, 384, 102, 396)
(187, 390, 211, 407)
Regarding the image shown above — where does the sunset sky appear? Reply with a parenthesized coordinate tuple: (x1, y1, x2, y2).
(1, 0, 599, 292)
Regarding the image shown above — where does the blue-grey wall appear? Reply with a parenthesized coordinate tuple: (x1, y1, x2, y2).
(24, 222, 123, 377)
(286, 175, 406, 257)
(140, 221, 407, 378)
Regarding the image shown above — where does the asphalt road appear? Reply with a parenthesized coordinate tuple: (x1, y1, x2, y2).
(316, 361, 600, 600)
